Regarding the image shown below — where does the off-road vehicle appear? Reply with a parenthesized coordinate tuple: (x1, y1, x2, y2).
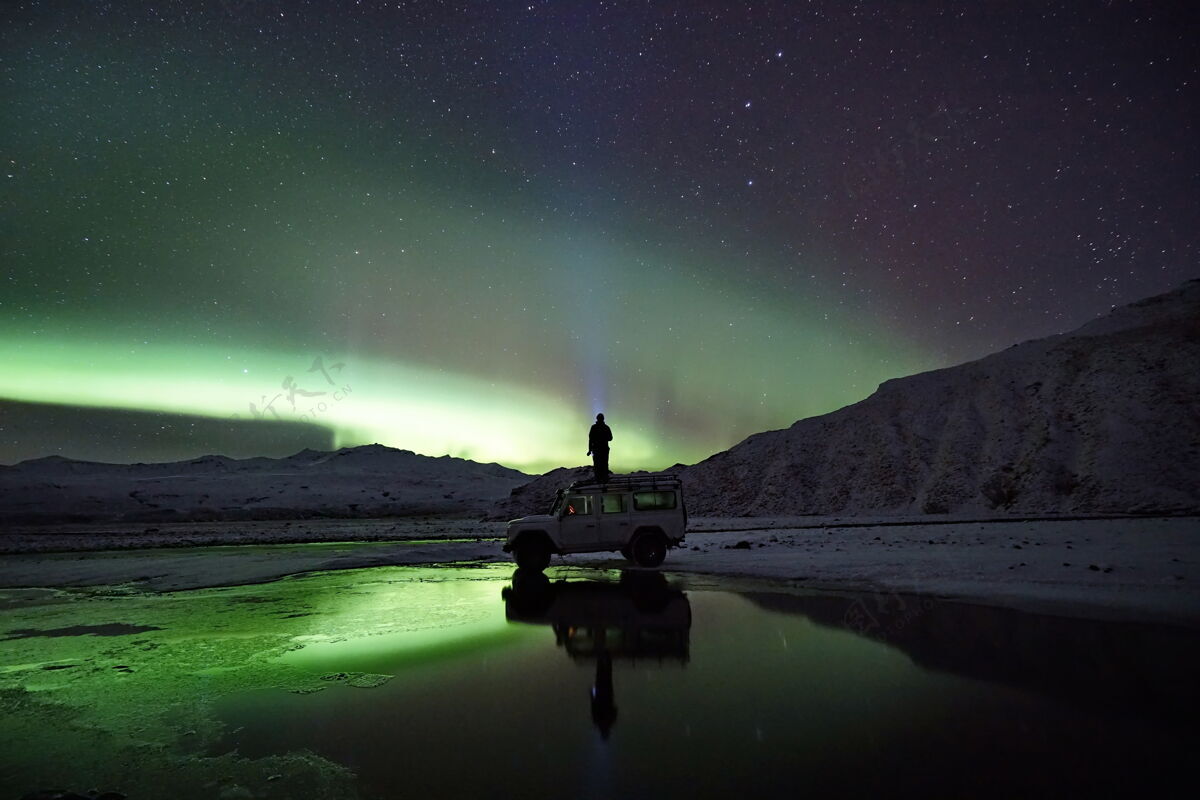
(502, 474, 686, 570)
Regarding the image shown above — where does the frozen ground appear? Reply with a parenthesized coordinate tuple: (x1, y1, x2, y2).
(0, 515, 1196, 626)
(0, 516, 497, 554)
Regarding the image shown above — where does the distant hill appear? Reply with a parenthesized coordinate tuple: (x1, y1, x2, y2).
(0, 443, 530, 524)
(486, 466, 594, 520)
(679, 280, 1200, 516)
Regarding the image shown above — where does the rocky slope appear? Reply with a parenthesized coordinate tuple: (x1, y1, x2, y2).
(0, 444, 530, 524)
(678, 280, 1200, 516)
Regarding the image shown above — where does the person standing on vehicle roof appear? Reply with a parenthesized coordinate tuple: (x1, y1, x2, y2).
(587, 413, 612, 483)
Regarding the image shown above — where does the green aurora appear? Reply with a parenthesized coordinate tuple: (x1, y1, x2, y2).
(0, 2, 949, 470)
(0, 261, 931, 473)
(0, 103, 934, 470)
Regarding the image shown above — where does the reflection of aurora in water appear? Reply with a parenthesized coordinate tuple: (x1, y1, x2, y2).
(3, 563, 1198, 798)
(0, 564, 537, 800)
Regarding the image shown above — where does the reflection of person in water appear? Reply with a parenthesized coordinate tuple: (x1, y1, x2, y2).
(591, 647, 618, 739)
(587, 413, 612, 483)
(503, 569, 690, 741)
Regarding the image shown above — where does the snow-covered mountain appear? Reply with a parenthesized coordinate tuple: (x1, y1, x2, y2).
(679, 280, 1200, 516)
(0, 443, 530, 524)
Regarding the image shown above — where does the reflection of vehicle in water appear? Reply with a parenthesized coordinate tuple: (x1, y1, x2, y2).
(502, 474, 687, 571)
(503, 569, 691, 738)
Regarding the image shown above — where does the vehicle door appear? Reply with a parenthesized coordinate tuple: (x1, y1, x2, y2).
(597, 492, 631, 547)
(632, 490, 682, 539)
(558, 493, 599, 550)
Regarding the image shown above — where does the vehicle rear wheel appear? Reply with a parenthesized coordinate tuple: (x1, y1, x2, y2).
(631, 532, 667, 568)
(514, 538, 552, 571)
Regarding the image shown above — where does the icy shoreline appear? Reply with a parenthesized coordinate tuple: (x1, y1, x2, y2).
(0, 515, 1196, 628)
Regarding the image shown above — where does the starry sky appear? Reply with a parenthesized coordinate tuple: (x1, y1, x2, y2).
(1, 1, 1196, 472)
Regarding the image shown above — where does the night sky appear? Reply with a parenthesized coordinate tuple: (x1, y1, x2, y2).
(1, 1, 1196, 472)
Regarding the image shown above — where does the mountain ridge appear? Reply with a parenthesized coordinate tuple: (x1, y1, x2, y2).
(0, 443, 531, 524)
(677, 279, 1200, 516)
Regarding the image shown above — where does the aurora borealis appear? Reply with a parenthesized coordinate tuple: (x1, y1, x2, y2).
(2, 2, 1195, 471)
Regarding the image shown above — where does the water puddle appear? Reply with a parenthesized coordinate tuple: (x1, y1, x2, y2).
(1, 564, 1197, 799)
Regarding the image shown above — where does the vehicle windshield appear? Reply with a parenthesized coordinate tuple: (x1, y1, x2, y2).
(549, 490, 565, 515)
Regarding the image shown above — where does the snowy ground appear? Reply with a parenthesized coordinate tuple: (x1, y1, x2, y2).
(1, 515, 1196, 626)
(0, 516, 496, 554)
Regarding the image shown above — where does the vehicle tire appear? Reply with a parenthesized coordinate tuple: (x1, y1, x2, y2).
(631, 532, 667, 568)
(507, 569, 554, 615)
(514, 537, 552, 571)
(511, 567, 550, 593)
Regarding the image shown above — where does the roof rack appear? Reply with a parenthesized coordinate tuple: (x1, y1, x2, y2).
(567, 473, 682, 491)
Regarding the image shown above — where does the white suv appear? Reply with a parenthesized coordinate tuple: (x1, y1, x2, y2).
(503, 474, 687, 570)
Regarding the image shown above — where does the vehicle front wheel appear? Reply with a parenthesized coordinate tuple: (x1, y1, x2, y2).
(631, 533, 667, 568)
(514, 538, 552, 571)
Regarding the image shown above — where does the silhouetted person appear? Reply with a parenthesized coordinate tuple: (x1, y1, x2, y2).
(587, 413, 612, 483)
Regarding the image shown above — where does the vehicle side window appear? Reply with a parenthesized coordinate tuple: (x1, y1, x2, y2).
(633, 491, 676, 510)
(601, 494, 626, 513)
(564, 495, 592, 515)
